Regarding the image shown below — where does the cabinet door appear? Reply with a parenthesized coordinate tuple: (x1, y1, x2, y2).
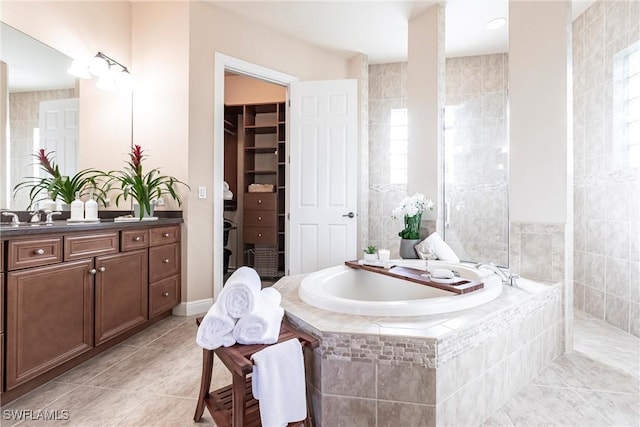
(94, 250, 148, 346)
(6, 259, 93, 390)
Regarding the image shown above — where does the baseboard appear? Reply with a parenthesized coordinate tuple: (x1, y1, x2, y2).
(172, 298, 213, 316)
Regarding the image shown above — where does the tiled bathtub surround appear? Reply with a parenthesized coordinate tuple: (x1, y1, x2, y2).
(573, 0, 640, 337)
(275, 274, 563, 426)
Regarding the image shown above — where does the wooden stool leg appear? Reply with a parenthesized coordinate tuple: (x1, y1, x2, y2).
(231, 371, 246, 427)
(193, 348, 214, 422)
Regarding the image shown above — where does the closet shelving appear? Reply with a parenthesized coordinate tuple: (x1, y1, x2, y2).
(225, 101, 286, 279)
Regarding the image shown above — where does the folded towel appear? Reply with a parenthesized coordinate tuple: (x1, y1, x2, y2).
(423, 232, 460, 263)
(251, 339, 307, 427)
(196, 302, 237, 350)
(233, 288, 284, 345)
(219, 266, 262, 318)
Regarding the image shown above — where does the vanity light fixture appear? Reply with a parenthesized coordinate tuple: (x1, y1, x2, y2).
(67, 51, 133, 90)
(485, 17, 507, 30)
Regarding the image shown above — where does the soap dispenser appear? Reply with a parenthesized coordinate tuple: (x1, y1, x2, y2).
(70, 192, 84, 221)
(85, 192, 98, 220)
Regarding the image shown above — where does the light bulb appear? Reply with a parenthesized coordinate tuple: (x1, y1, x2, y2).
(67, 58, 92, 79)
(96, 74, 116, 91)
(115, 69, 133, 90)
(486, 17, 507, 30)
(89, 55, 110, 77)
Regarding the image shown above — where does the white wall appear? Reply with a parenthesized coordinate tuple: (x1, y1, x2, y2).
(509, 0, 571, 224)
(407, 4, 445, 223)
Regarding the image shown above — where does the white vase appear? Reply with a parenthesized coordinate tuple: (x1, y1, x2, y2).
(133, 203, 155, 218)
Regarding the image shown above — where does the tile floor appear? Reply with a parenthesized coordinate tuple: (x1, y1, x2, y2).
(1, 310, 638, 427)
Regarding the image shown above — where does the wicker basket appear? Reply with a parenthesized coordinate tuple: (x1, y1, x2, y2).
(247, 246, 278, 278)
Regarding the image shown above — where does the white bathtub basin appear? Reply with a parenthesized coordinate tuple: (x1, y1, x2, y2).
(299, 260, 503, 316)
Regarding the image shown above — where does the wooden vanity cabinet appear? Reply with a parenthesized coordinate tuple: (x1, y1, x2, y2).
(1, 222, 182, 399)
(148, 226, 180, 319)
(94, 250, 148, 346)
(1, 243, 4, 396)
(6, 259, 93, 389)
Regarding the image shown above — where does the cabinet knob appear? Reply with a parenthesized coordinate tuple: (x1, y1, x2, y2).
(162, 292, 170, 297)
(89, 268, 97, 275)
(98, 266, 106, 272)
(258, 199, 262, 204)
(163, 258, 170, 263)
(163, 233, 170, 237)
(258, 216, 262, 221)
(134, 236, 141, 242)
(258, 233, 262, 237)
(34, 248, 45, 255)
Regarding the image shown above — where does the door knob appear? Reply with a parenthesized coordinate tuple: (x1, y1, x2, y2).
(342, 212, 355, 218)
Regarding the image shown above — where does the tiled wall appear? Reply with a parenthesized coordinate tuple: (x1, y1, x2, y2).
(573, 0, 640, 337)
(444, 54, 509, 266)
(9, 89, 76, 208)
(368, 63, 409, 257)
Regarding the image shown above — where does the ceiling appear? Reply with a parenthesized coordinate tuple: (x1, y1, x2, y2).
(213, 0, 596, 63)
(1, 0, 596, 91)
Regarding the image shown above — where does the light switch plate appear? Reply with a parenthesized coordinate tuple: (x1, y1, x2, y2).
(198, 186, 207, 199)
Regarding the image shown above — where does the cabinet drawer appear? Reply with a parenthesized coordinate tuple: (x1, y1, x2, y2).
(64, 233, 119, 261)
(8, 238, 62, 270)
(1, 274, 3, 333)
(243, 227, 277, 244)
(149, 243, 180, 282)
(149, 275, 180, 318)
(121, 229, 149, 252)
(149, 226, 180, 247)
(244, 193, 276, 210)
(244, 210, 277, 227)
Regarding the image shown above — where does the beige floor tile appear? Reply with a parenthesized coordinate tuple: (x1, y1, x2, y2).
(56, 344, 142, 385)
(576, 389, 640, 427)
(0, 381, 79, 427)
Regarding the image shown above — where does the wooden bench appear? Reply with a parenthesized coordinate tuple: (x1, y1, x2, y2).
(193, 318, 319, 427)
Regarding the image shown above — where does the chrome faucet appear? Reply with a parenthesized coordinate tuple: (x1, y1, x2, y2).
(2, 211, 20, 225)
(475, 262, 519, 286)
(45, 210, 62, 224)
(30, 209, 46, 223)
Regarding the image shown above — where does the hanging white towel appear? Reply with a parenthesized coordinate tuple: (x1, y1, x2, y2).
(218, 266, 262, 318)
(251, 338, 307, 427)
(233, 288, 284, 345)
(196, 302, 237, 350)
(423, 232, 460, 263)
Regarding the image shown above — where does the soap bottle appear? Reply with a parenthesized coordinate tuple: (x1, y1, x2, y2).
(70, 192, 84, 221)
(85, 192, 98, 220)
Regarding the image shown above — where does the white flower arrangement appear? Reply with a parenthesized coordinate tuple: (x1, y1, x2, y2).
(391, 193, 434, 239)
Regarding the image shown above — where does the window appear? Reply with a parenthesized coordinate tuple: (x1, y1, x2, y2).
(614, 41, 640, 169)
(389, 108, 408, 185)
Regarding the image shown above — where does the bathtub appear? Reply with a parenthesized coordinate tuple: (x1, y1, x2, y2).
(298, 260, 503, 316)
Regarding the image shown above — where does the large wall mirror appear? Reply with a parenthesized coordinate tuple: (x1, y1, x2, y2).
(0, 21, 133, 211)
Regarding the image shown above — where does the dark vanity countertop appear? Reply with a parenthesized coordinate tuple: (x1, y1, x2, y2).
(0, 217, 184, 238)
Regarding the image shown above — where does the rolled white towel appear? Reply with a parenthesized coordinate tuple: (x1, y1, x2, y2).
(196, 302, 237, 350)
(233, 288, 284, 345)
(424, 232, 460, 263)
(219, 266, 262, 318)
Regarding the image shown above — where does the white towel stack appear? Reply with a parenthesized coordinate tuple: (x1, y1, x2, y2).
(251, 338, 307, 427)
(422, 232, 460, 263)
(219, 266, 262, 318)
(195, 266, 285, 350)
(233, 288, 284, 345)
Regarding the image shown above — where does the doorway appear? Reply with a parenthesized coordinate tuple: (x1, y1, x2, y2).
(223, 71, 287, 285)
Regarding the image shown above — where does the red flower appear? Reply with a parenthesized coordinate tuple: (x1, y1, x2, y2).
(35, 149, 59, 177)
(129, 145, 145, 177)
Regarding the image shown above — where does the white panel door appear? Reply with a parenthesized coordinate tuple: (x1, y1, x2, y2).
(38, 98, 79, 177)
(288, 80, 358, 274)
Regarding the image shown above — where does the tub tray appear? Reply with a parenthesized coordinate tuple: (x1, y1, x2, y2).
(344, 260, 484, 294)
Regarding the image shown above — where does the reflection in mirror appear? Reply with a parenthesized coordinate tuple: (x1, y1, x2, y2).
(443, 0, 509, 267)
(1, 22, 78, 210)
